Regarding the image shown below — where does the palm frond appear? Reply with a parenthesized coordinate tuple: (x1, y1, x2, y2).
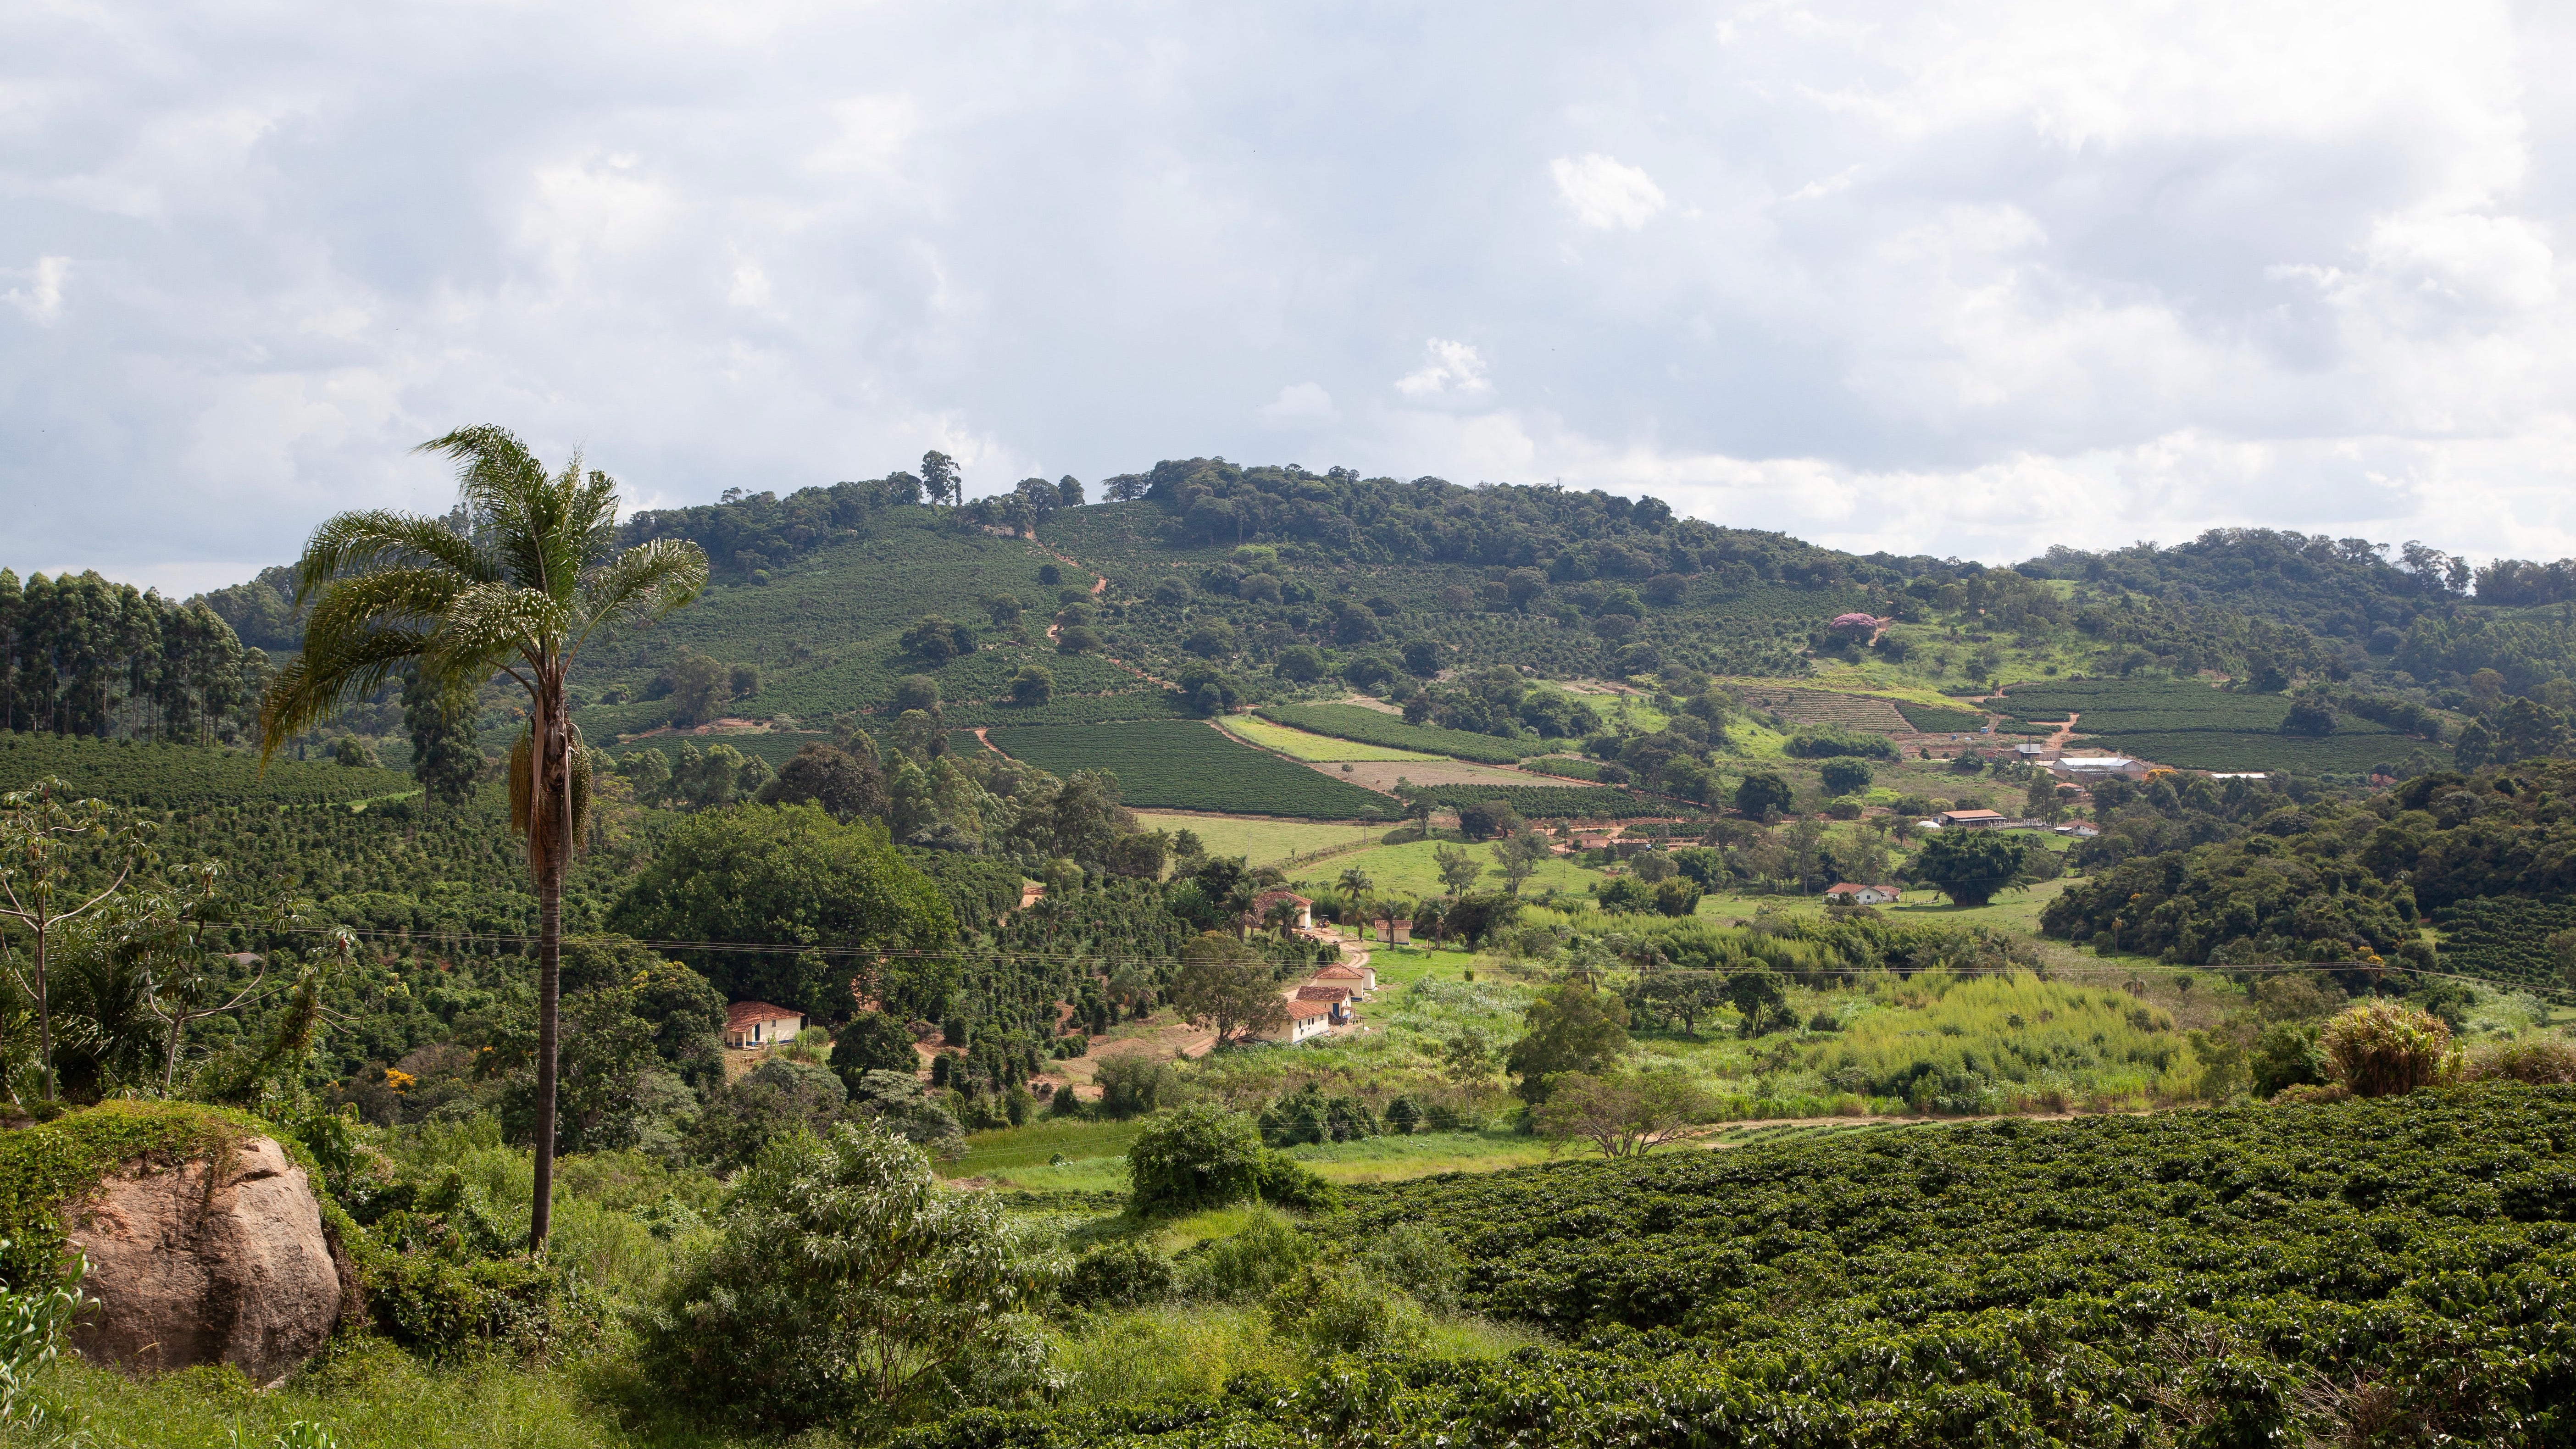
(291, 511, 491, 605)
(435, 581, 573, 666)
(258, 626, 431, 761)
(573, 538, 709, 651)
(299, 566, 478, 640)
(420, 427, 555, 590)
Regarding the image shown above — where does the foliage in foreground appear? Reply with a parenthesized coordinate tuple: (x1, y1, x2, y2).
(902, 1086, 2576, 1447)
(639, 1121, 1064, 1435)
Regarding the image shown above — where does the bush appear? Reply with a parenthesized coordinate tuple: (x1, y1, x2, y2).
(2320, 1000, 2464, 1097)
(1092, 1056, 1175, 1119)
(2467, 1037, 2576, 1085)
(1264, 1262, 1432, 1356)
(1127, 1104, 1332, 1215)
(640, 1122, 1061, 1434)
(1180, 1206, 1308, 1301)
(831, 1011, 921, 1088)
(1819, 758, 1872, 796)
(1356, 1222, 1462, 1312)
(1062, 1240, 1178, 1310)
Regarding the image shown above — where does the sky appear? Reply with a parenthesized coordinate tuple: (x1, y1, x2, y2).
(5, 0, 2574, 597)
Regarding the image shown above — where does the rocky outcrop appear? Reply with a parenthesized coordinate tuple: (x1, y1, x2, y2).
(65, 1134, 345, 1386)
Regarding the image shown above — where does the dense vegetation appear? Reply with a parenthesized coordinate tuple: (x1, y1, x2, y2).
(906, 1087, 2576, 1447)
(0, 733, 413, 808)
(2042, 761, 2576, 974)
(984, 723, 1394, 820)
(1, 568, 267, 743)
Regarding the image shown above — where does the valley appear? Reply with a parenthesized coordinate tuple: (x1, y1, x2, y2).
(3, 461, 2573, 1447)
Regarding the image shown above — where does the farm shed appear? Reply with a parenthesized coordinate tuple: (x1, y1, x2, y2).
(725, 1001, 806, 1049)
(1259, 999, 1335, 1044)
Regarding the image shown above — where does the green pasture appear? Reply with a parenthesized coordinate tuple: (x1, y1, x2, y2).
(1128, 811, 1390, 866)
(1220, 714, 1441, 761)
(1292, 836, 1609, 903)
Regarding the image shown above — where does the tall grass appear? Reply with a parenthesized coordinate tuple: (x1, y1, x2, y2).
(35, 1340, 742, 1449)
(1812, 970, 2201, 1110)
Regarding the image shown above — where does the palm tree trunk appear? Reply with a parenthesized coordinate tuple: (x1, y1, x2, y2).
(529, 688, 564, 1253)
(532, 846, 560, 1251)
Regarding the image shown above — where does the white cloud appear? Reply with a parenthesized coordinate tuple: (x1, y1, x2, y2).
(5, 1, 2576, 591)
(4, 256, 70, 324)
(1549, 154, 1667, 230)
(1257, 382, 1335, 425)
(1395, 339, 1491, 399)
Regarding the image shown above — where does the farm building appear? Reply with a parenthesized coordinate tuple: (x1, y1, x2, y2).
(1313, 961, 1376, 995)
(724, 1001, 805, 1049)
(2051, 756, 2149, 781)
(1294, 984, 1354, 1023)
(1259, 999, 1335, 1044)
(1933, 809, 2009, 829)
(1372, 917, 1413, 943)
(1253, 890, 1314, 931)
(1823, 883, 1902, 906)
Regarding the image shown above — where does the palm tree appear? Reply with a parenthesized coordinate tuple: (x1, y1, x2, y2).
(260, 427, 706, 1251)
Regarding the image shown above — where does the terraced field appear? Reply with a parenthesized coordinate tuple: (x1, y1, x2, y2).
(1218, 715, 1440, 762)
(1731, 687, 1913, 734)
(1257, 703, 1555, 763)
(983, 722, 1397, 819)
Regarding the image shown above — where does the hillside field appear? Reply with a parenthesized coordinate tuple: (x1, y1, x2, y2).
(983, 722, 1397, 819)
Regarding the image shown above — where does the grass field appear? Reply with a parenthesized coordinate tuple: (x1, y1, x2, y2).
(985, 722, 1398, 820)
(1219, 714, 1442, 761)
(1292, 835, 1608, 903)
(1128, 812, 1388, 866)
(1257, 703, 1555, 764)
(938, 1118, 1144, 1183)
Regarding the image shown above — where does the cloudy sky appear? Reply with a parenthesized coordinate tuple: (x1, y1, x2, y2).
(6, 1, 2573, 595)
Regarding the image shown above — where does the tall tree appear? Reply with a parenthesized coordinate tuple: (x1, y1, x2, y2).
(402, 663, 483, 816)
(0, 779, 152, 1100)
(921, 450, 961, 507)
(259, 426, 706, 1250)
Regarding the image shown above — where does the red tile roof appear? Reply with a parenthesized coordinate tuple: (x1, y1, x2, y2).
(1284, 999, 1333, 1020)
(1313, 964, 1365, 981)
(725, 1000, 801, 1028)
(1295, 985, 1351, 1002)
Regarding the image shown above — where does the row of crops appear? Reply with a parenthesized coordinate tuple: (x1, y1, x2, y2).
(916, 1088, 2576, 1447)
(1255, 703, 1554, 764)
(0, 732, 415, 809)
(1893, 700, 1988, 732)
(982, 722, 1398, 820)
(2431, 895, 2576, 992)
(1401, 782, 1671, 818)
(1991, 677, 2444, 772)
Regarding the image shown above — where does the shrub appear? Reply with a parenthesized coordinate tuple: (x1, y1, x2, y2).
(640, 1122, 1061, 1433)
(1062, 1240, 1178, 1310)
(2467, 1037, 2576, 1085)
(1181, 1206, 1308, 1301)
(2320, 1000, 2464, 1097)
(1092, 1057, 1176, 1119)
(1356, 1221, 1463, 1312)
(1265, 1262, 1432, 1356)
(1127, 1105, 1332, 1215)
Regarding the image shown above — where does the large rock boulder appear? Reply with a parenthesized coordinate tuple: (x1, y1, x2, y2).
(65, 1133, 345, 1386)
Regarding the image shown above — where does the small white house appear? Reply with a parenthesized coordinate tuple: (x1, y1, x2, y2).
(1254, 890, 1314, 931)
(725, 1000, 805, 1049)
(1313, 962, 1376, 995)
(1260, 998, 1334, 1044)
(1823, 883, 1902, 906)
